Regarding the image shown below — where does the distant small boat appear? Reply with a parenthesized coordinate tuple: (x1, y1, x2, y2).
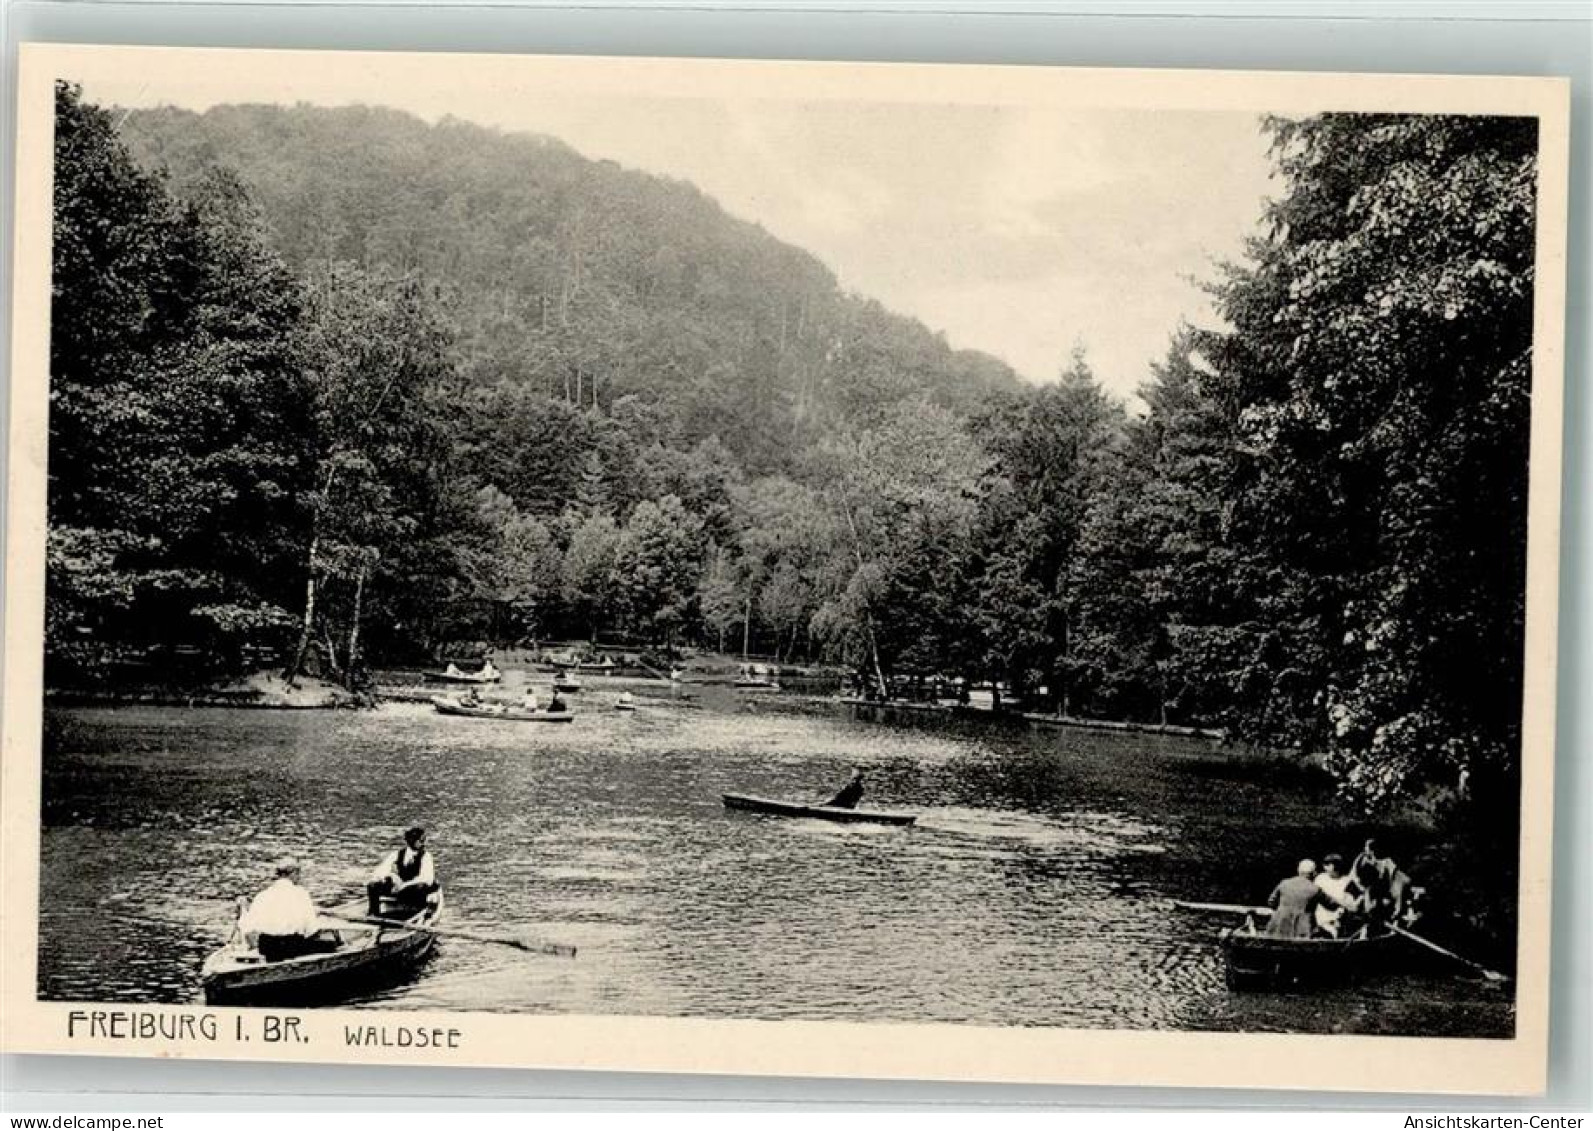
(732, 678, 780, 690)
(425, 665, 501, 684)
(433, 698, 573, 722)
(201, 893, 443, 1006)
(552, 674, 583, 693)
(614, 699, 638, 712)
(722, 793, 916, 826)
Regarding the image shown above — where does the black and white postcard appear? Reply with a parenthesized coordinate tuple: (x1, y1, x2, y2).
(0, 44, 1570, 1094)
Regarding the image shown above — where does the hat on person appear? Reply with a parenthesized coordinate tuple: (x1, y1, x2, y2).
(1297, 859, 1317, 876)
(404, 826, 426, 844)
(273, 856, 301, 877)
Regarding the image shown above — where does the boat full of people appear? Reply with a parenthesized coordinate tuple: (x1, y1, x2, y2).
(1190, 840, 1427, 990)
(432, 692, 573, 722)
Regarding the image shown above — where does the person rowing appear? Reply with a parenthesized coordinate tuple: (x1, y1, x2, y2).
(366, 826, 439, 918)
(824, 767, 865, 810)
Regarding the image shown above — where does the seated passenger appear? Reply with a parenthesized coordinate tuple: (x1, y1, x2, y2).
(239, 857, 340, 962)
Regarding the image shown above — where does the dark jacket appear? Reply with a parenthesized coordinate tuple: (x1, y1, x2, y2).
(1265, 875, 1323, 938)
(826, 777, 864, 809)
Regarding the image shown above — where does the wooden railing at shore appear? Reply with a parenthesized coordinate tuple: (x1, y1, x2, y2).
(834, 696, 1226, 740)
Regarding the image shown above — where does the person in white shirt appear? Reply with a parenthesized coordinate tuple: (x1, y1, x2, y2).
(366, 826, 438, 917)
(1314, 853, 1363, 936)
(240, 857, 340, 962)
(522, 687, 539, 712)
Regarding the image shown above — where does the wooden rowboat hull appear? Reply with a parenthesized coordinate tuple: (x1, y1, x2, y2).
(433, 700, 573, 722)
(201, 896, 443, 1007)
(1221, 926, 1400, 990)
(722, 793, 916, 826)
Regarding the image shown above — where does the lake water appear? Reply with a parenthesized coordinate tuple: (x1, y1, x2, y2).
(37, 683, 1514, 1036)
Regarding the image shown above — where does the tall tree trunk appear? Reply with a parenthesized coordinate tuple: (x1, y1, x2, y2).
(838, 499, 889, 699)
(742, 598, 751, 661)
(284, 531, 321, 686)
(322, 623, 344, 680)
(346, 561, 368, 686)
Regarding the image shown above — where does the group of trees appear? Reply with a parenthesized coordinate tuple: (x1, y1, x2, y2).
(48, 86, 1538, 820)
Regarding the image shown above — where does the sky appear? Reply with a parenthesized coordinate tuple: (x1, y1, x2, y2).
(81, 62, 1280, 400)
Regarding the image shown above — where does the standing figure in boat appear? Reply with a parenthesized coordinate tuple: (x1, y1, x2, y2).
(1264, 859, 1325, 938)
(239, 857, 341, 962)
(825, 768, 865, 810)
(367, 826, 439, 917)
(1352, 839, 1415, 924)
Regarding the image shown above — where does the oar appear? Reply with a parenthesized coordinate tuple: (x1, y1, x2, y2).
(1170, 899, 1273, 916)
(325, 915, 576, 959)
(1388, 923, 1509, 983)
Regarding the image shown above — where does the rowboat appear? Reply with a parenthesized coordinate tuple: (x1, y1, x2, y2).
(1220, 917, 1400, 990)
(201, 893, 444, 1006)
(733, 678, 781, 690)
(433, 698, 573, 722)
(424, 666, 501, 684)
(722, 793, 917, 826)
(552, 675, 583, 693)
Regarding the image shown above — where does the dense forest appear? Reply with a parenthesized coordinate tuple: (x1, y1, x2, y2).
(49, 85, 1538, 828)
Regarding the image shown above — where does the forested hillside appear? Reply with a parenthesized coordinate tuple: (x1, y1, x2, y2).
(119, 103, 1019, 481)
(50, 85, 1539, 843)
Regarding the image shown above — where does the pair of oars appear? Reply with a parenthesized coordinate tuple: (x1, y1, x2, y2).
(86, 900, 578, 961)
(1169, 899, 1509, 983)
(319, 912, 577, 959)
